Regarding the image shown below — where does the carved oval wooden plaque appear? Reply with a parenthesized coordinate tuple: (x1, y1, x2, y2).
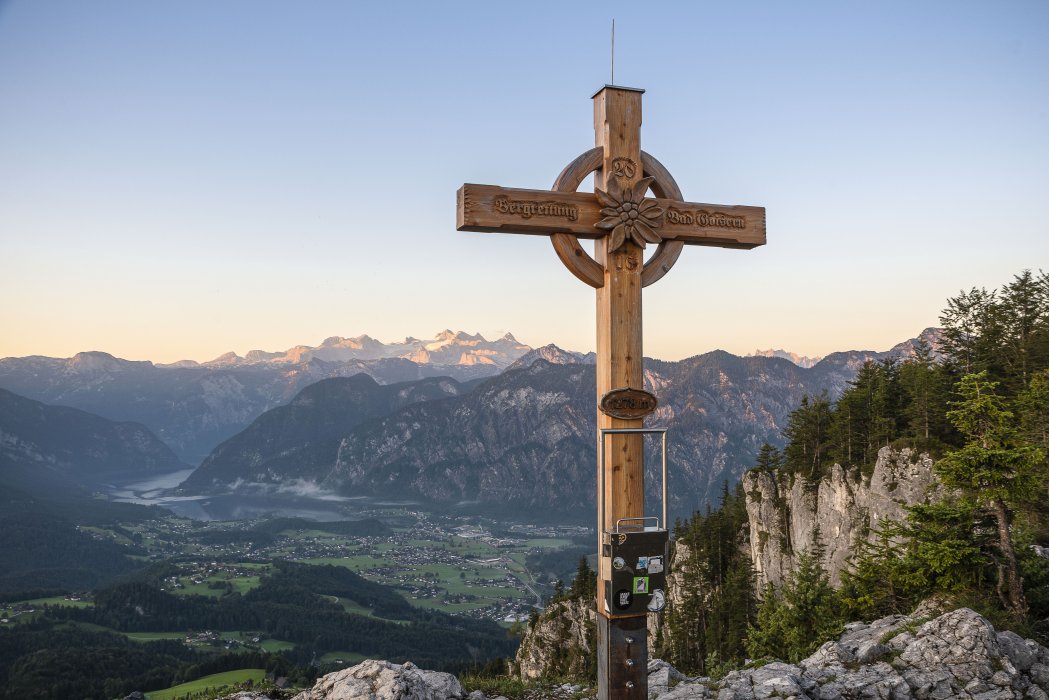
(600, 387, 658, 420)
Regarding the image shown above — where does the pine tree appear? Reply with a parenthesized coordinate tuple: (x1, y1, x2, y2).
(899, 338, 948, 445)
(783, 393, 834, 480)
(745, 546, 840, 663)
(1017, 369, 1049, 449)
(935, 372, 1047, 616)
(939, 286, 998, 377)
(754, 442, 783, 472)
(568, 558, 596, 600)
(998, 270, 1049, 390)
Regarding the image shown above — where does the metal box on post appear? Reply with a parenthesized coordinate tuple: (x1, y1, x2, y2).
(603, 521, 668, 614)
(599, 428, 670, 617)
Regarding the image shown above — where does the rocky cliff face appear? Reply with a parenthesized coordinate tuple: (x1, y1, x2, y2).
(513, 597, 597, 681)
(743, 447, 942, 588)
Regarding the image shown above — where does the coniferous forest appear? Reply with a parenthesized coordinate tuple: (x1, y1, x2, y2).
(652, 269, 1049, 676)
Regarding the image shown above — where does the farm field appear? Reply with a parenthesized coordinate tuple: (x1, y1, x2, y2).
(144, 668, 266, 700)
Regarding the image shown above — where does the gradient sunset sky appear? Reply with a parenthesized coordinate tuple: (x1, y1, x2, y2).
(1, 1, 1046, 364)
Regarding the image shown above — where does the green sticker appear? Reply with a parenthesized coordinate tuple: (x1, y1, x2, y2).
(632, 576, 649, 595)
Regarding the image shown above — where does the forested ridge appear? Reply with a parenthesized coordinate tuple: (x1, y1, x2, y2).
(0, 513, 147, 598)
(655, 269, 1049, 675)
(51, 561, 514, 667)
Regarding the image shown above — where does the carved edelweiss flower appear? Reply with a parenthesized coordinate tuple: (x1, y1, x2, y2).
(594, 176, 665, 251)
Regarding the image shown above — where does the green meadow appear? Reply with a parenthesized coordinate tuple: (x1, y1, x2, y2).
(144, 669, 266, 700)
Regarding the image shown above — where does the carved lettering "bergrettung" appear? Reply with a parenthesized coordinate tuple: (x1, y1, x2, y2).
(494, 196, 579, 222)
(666, 207, 746, 229)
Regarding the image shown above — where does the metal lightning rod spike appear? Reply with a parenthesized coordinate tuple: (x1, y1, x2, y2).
(611, 18, 615, 85)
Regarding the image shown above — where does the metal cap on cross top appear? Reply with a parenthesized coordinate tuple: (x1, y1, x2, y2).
(455, 85, 766, 700)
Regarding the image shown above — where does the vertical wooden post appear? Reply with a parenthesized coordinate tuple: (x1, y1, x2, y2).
(593, 85, 647, 700)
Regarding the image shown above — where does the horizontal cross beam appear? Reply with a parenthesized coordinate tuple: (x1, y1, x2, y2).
(457, 183, 766, 250)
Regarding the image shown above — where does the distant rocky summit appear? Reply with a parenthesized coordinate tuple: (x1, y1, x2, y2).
(748, 349, 823, 369)
(221, 605, 1049, 699)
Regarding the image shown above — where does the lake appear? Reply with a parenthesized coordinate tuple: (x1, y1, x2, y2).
(103, 469, 419, 521)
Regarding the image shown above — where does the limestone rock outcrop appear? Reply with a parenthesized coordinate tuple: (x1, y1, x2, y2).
(290, 659, 463, 700)
(513, 597, 597, 681)
(661, 606, 1049, 700)
(743, 447, 941, 588)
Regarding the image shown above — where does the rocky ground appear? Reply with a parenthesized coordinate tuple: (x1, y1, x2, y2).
(217, 604, 1049, 699)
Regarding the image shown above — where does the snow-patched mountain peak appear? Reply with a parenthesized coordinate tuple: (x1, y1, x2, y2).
(201, 331, 533, 371)
(319, 334, 381, 349)
(748, 348, 822, 368)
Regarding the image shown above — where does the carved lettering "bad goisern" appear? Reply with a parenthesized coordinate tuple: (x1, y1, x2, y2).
(666, 207, 746, 229)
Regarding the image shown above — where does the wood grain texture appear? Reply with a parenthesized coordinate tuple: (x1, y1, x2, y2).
(551, 232, 604, 288)
(457, 183, 766, 248)
(594, 87, 645, 620)
(639, 151, 685, 288)
(550, 147, 606, 288)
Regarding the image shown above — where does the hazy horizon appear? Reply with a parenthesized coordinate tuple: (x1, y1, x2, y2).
(0, 323, 940, 366)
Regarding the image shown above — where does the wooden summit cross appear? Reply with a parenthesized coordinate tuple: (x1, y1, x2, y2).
(456, 86, 765, 699)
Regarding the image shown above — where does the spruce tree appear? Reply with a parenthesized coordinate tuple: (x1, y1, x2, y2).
(783, 393, 834, 480)
(1017, 369, 1049, 449)
(745, 547, 839, 663)
(900, 338, 948, 445)
(754, 442, 783, 472)
(935, 372, 1046, 616)
(998, 270, 1049, 390)
(939, 286, 998, 377)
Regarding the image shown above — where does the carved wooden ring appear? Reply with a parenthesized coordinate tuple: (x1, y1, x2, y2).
(550, 148, 686, 289)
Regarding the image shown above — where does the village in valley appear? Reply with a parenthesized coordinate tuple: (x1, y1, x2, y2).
(1, 509, 591, 656)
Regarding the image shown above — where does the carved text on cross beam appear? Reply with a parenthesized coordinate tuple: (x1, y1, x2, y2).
(494, 196, 579, 222)
(665, 207, 747, 230)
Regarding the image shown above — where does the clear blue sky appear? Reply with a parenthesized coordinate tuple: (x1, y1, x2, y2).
(1, 1, 1046, 363)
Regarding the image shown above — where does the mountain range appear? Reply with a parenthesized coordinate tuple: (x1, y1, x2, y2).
(0, 331, 530, 462)
(181, 330, 530, 369)
(178, 329, 943, 517)
(0, 328, 943, 518)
